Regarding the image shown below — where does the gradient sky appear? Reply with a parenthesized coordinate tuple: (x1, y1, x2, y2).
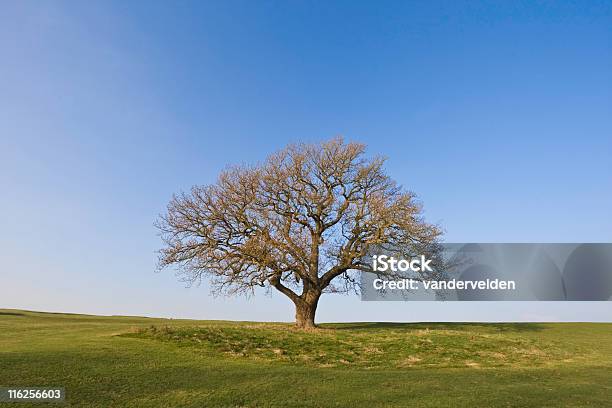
(1, 0, 611, 322)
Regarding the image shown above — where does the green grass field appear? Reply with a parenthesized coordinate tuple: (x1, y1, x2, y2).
(1, 309, 611, 407)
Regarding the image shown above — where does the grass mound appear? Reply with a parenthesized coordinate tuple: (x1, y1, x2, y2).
(125, 322, 575, 369)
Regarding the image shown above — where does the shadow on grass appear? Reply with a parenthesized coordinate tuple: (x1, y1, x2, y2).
(0, 312, 26, 316)
(324, 322, 548, 332)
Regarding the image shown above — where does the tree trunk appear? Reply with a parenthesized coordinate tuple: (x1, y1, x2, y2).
(294, 291, 320, 329)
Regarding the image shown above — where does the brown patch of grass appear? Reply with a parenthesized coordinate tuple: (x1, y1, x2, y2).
(398, 356, 422, 367)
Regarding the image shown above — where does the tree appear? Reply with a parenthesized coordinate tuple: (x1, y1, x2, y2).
(156, 138, 441, 329)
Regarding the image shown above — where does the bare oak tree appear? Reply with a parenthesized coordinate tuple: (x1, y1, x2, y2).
(156, 138, 441, 328)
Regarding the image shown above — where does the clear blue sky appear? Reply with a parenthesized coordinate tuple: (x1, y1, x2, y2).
(1, 0, 611, 322)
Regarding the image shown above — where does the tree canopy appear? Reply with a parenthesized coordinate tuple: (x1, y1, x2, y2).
(157, 138, 441, 328)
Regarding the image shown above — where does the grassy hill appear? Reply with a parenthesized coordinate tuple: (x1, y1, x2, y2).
(1, 310, 611, 407)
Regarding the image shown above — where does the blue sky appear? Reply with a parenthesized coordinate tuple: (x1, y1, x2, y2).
(1, 0, 611, 322)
